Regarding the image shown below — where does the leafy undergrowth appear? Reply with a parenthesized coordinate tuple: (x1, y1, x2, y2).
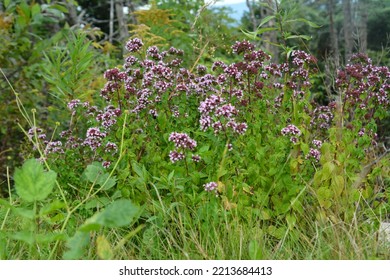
(0, 37, 389, 260)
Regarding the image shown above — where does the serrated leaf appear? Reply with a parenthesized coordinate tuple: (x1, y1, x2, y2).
(80, 199, 140, 232)
(96, 235, 113, 260)
(14, 159, 57, 202)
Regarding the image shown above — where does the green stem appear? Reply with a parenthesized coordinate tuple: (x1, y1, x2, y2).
(48, 111, 129, 259)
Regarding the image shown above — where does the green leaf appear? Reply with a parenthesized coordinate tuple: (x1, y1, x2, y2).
(35, 232, 67, 244)
(286, 214, 297, 230)
(317, 187, 332, 208)
(286, 35, 311, 41)
(259, 15, 276, 27)
(295, 18, 321, 28)
(14, 159, 57, 202)
(40, 200, 66, 215)
(84, 162, 116, 190)
(4, 0, 11, 8)
(49, 4, 69, 14)
(31, 3, 41, 18)
(96, 235, 113, 260)
(13, 207, 35, 220)
(321, 162, 335, 181)
(241, 27, 278, 40)
(63, 231, 90, 260)
(267, 225, 287, 239)
(80, 199, 141, 232)
(9, 231, 34, 245)
(0, 232, 6, 259)
(84, 197, 111, 210)
(332, 175, 345, 197)
(248, 240, 263, 260)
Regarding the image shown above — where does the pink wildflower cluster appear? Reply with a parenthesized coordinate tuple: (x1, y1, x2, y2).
(281, 124, 302, 144)
(168, 132, 198, 163)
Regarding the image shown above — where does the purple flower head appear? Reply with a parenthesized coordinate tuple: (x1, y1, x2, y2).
(312, 139, 323, 148)
(105, 142, 118, 154)
(358, 128, 365, 137)
(44, 141, 64, 155)
(281, 124, 302, 136)
(104, 68, 124, 81)
(125, 38, 144, 53)
(215, 103, 238, 118)
(306, 148, 321, 162)
(169, 132, 197, 150)
(234, 122, 248, 135)
(198, 95, 225, 114)
(67, 99, 81, 111)
(169, 150, 185, 163)
(196, 64, 207, 74)
(204, 181, 218, 192)
(86, 127, 106, 139)
(192, 154, 201, 162)
(147, 46, 162, 60)
(232, 40, 255, 54)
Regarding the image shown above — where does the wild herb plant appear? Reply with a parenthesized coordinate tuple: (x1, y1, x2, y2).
(1, 35, 389, 259)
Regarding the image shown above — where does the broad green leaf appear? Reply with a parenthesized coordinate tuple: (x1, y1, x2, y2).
(40, 200, 66, 215)
(321, 162, 335, 181)
(63, 231, 90, 260)
(14, 159, 57, 202)
(96, 235, 113, 260)
(80, 199, 140, 232)
(13, 207, 35, 220)
(317, 187, 332, 209)
(248, 240, 263, 260)
(9, 231, 34, 245)
(84, 197, 111, 210)
(84, 162, 116, 190)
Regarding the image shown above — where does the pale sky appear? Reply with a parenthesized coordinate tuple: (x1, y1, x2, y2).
(212, 0, 246, 6)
